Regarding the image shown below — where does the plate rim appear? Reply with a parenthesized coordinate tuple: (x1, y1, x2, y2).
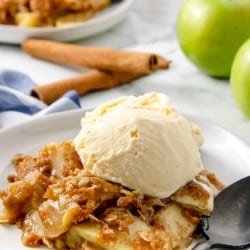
(1, 108, 250, 151)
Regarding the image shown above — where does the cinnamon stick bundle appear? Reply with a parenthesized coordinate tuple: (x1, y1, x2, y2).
(31, 71, 141, 104)
(24, 39, 170, 104)
(22, 39, 169, 75)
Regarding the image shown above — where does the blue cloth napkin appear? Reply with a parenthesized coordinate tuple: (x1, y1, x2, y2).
(0, 69, 81, 128)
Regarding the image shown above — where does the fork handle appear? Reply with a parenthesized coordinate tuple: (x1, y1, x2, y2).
(192, 241, 211, 250)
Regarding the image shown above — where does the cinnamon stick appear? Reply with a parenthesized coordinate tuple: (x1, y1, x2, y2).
(31, 71, 141, 104)
(22, 39, 170, 75)
(156, 55, 171, 69)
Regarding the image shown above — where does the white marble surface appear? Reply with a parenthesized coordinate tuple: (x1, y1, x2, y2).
(0, 0, 250, 144)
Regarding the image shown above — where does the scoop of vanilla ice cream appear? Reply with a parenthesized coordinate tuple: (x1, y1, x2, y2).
(74, 93, 204, 198)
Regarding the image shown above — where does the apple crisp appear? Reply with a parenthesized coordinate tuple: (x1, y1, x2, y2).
(0, 141, 224, 250)
(0, 0, 110, 27)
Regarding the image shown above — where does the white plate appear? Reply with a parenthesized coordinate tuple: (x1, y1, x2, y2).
(0, 109, 250, 249)
(0, 0, 135, 45)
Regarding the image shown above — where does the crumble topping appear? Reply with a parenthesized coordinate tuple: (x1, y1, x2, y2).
(0, 141, 224, 250)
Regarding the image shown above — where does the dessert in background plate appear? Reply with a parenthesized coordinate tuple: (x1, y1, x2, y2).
(0, 0, 135, 44)
(0, 0, 110, 27)
(0, 93, 224, 249)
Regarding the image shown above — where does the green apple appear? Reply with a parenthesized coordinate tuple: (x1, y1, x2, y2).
(177, 0, 250, 77)
(230, 38, 250, 117)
